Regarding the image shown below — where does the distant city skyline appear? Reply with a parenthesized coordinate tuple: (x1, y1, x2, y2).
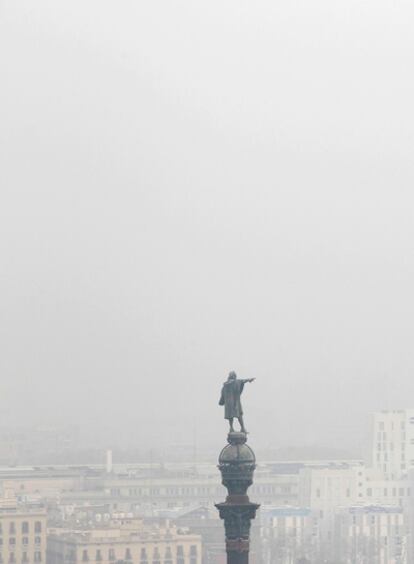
(2, 0, 414, 473)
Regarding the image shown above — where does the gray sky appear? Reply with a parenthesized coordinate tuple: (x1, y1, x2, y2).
(1, 0, 414, 453)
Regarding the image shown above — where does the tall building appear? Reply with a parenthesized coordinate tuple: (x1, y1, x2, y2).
(371, 410, 414, 480)
(0, 499, 47, 564)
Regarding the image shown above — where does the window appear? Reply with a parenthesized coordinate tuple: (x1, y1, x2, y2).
(34, 523, 42, 534)
(34, 553, 42, 563)
(22, 553, 28, 563)
(95, 551, 102, 562)
(23, 538, 29, 546)
(140, 548, 148, 564)
(164, 547, 173, 564)
(9, 538, 16, 546)
(177, 546, 184, 564)
(22, 523, 29, 535)
(82, 551, 88, 562)
(35, 537, 41, 546)
(152, 547, 160, 564)
(125, 549, 132, 561)
(9, 524, 16, 535)
(9, 554, 15, 563)
(190, 545, 198, 564)
(108, 550, 115, 561)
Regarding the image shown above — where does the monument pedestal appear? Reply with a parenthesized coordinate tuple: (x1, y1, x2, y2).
(215, 432, 259, 564)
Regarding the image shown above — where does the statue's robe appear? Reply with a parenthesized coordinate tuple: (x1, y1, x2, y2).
(219, 379, 245, 419)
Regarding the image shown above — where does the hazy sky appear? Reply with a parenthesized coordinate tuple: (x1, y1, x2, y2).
(1, 0, 414, 453)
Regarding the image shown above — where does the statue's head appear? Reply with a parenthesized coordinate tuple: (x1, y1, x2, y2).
(228, 371, 237, 380)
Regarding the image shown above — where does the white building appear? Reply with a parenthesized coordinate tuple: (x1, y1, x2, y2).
(299, 465, 366, 515)
(364, 473, 411, 507)
(261, 507, 317, 564)
(371, 410, 414, 480)
(335, 505, 407, 564)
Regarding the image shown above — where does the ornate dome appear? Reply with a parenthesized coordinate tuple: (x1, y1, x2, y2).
(219, 442, 256, 464)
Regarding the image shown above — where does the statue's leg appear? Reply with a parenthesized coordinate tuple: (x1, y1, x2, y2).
(229, 418, 235, 432)
(238, 416, 247, 433)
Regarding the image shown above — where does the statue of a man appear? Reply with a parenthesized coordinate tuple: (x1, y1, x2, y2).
(219, 371, 255, 433)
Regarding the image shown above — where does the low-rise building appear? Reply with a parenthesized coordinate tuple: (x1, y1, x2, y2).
(47, 518, 202, 564)
(0, 499, 47, 564)
(334, 505, 407, 564)
(261, 507, 317, 564)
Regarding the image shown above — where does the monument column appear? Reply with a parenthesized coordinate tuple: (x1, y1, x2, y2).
(215, 431, 260, 564)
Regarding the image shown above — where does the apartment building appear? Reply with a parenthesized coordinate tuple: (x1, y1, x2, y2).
(261, 507, 316, 564)
(47, 518, 201, 564)
(0, 499, 47, 564)
(335, 505, 407, 564)
(371, 410, 414, 480)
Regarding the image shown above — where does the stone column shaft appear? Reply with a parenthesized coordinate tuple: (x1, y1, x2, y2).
(215, 433, 260, 564)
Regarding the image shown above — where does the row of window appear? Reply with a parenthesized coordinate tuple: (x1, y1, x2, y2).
(366, 487, 411, 497)
(0, 537, 42, 546)
(0, 524, 42, 536)
(379, 462, 413, 473)
(0, 552, 42, 563)
(76, 545, 198, 563)
(111, 487, 222, 497)
(376, 438, 414, 450)
(113, 483, 291, 497)
(376, 452, 409, 462)
(378, 421, 406, 431)
(352, 514, 402, 525)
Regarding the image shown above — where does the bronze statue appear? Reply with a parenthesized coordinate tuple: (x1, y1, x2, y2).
(219, 371, 255, 433)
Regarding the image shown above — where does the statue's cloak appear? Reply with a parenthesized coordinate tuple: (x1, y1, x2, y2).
(219, 379, 245, 419)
